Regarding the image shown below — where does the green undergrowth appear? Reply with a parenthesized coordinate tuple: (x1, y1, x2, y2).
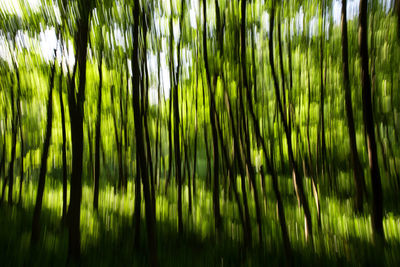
(1, 173, 400, 266)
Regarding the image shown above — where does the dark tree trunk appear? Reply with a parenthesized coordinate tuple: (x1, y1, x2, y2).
(319, 0, 328, 182)
(111, 85, 124, 192)
(59, 61, 68, 223)
(240, 0, 263, 244)
(6, 62, 21, 205)
(93, 48, 103, 211)
(223, 90, 252, 247)
(165, 15, 174, 194)
(359, 0, 384, 242)
(31, 53, 56, 244)
(132, 1, 158, 265)
(203, 0, 221, 234)
(269, 2, 313, 244)
(192, 41, 199, 202)
(17, 86, 24, 205)
(119, 70, 127, 191)
(67, 3, 91, 260)
(142, 17, 156, 216)
(0, 110, 6, 180)
(170, 0, 185, 234)
(341, 0, 366, 213)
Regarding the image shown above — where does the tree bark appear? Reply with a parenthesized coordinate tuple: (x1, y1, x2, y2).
(359, 0, 384, 242)
(269, 1, 313, 244)
(341, 0, 366, 213)
(240, 0, 263, 244)
(67, 2, 91, 260)
(132, 1, 158, 265)
(203, 0, 221, 234)
(31, 52, 56, 244)
(93, 47, 103, 211)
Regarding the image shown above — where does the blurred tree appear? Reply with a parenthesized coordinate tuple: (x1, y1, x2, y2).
(31, 48, 56, 244)
(359, 0, 384, 243)
(341, 0, 366, 213)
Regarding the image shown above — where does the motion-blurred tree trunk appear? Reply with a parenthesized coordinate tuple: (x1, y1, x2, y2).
(66, 1, 92, 260)
(318, 0, 329, 184)
(240, 0, 263, 244)
(31, 50, 56, 244)
(59, 63, 68, 223)
(0, 111, 6, 180)
(269, 1, 313, 244)
(93, 44, 103, 211)
(203, 0, 221, 234)
(175, 0, 185, 235)
(142, 12, 156, 215)
(341, 0, 366, 213)
(359, 0, 384, 243)
(191, 36, 199, 203)
(131, 0, 158, 265)
(306, 48, 321, 229)
(17, 81, 24, 205)
(111, 85, 123, 192)
(4, 56, 20, 205)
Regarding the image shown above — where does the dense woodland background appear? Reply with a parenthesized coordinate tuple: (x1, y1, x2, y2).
(0, 0, 400, 266)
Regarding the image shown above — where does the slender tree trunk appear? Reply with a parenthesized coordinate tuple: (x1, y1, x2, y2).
(359, 0, 384, 242)
(31, 53, 56, 244)
(224, 90, 252, 247)
(240, 0, 263, 244)
(0, 111, 6, 181)
(93, 47, 103, 211)
(192, 41, 199, 202)
(6, 62, 21, 205)
(165, 14, 174, 194)
(119, 70, 127, 191)
(143, 19, 156, 216)
(132, 2, 158, 265)
(269, 2, 313, 244)
(319, 0, 328, 183)
(111, 86, 124, 192)
(17, 84, 24, 205)
(341, 0, 366, 213)
(203, 0, 221, 234)
(59, 62, 68, 223)
(306, 51, 321, 228)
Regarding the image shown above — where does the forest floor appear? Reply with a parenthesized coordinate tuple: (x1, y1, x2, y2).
(1, 173, 400, 266)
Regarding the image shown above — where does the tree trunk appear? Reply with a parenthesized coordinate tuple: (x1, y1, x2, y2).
(306, 51, 321, 228)
(269, 2, 313, 244)
(67, 3, 91, 260)
(111, 85, 124, 192)
(31, 53, 56, 244)
(359, 0, 384, 242)
(17, 85, 24, 205)
(341, 0, 366, 213)
(203, 0, 221, 234)
(240, 0, 263, 244)
(93, 47, 103, 211)
(319, 0, 328, 183)
(132, 2, 158, 265)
